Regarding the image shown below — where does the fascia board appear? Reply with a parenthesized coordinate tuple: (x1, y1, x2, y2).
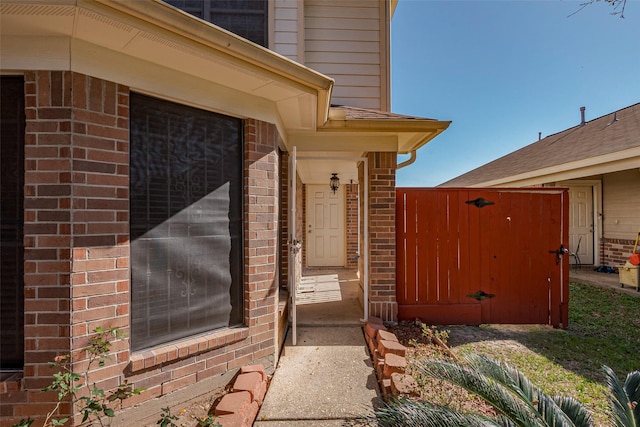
(286, 132, 398, 153)
(320, 118, 451, 132)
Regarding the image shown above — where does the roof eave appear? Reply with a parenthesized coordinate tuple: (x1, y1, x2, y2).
(100, 0, 334, 93)
(317, 117, 451, 154)
(1, 0, 334, 138)
(467, 147, 640, 188)
(98, 0, 335, 128)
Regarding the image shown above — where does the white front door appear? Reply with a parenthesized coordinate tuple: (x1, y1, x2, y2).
(568, 185, 594, 264)
(306, 184, 345, 267)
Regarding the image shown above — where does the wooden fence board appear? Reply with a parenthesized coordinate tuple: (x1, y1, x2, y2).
(396, 188, 569, 327)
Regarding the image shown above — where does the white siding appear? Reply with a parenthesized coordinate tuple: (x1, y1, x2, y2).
(273, 0, 302, 62)
(603, 169, 640, 240)
(304, 0, 387, 110)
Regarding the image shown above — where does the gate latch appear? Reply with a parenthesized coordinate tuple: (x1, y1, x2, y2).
(466, 290, 495, 301)
(465, 198, 495, 208)
(289, 239, 303, 254)
(549, 244, 569, 265)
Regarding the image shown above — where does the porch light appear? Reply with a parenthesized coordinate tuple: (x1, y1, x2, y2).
(330, 173, 340, 194)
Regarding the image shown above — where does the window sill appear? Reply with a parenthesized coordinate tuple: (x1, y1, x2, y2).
(129, 327, 249, 372)
(0, 371, 23, 393)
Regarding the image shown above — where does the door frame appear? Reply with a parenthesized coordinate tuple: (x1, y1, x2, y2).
(558, 179, 602, 266)
(305, 184, 347, 267)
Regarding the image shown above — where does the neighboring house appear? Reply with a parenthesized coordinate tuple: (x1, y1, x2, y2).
(442, 103, 640, 268)
(0, 0, 449, 424)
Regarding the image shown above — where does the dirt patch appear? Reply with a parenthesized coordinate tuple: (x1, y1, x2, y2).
(388, 322, 499, 418)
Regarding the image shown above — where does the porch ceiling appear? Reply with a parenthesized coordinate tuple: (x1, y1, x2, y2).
(296, 152, 363, 185)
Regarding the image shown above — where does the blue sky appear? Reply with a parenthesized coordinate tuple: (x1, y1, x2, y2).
(391, 0, 640, 187)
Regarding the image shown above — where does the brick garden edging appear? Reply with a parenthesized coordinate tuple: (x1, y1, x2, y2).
(213, 364, 268, 427)
(364, 317, 418, 398)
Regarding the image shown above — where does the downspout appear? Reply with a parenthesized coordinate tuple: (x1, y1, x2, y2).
(397, 150, 417, 170)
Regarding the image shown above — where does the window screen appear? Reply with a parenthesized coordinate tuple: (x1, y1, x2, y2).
(1, 76, 25, 370)
(129, 93, 243, 352)
(164, 0, 268, 47)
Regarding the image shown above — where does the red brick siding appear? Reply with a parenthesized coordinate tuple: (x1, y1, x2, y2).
(278, 151, 302, 285)
(1, 72, 280, 426)
(3, 71, 75, 426)
(280, 150, 288, 287)
(367, 152, 397, 321)
(602, 238, 636, 267)
(346, 183, 359, 268)
(68, 74, 130, 426)
(244, 119, 279, 347)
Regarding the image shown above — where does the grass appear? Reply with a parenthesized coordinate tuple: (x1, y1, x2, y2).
(397, 281, 640, 426)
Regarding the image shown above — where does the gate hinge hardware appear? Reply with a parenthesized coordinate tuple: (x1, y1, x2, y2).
(466, 290, 495, 301)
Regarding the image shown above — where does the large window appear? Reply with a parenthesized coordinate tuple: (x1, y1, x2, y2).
(1, 76, 25, 370)
(164, 0, 268, 47)
(129, 93, 243, 352)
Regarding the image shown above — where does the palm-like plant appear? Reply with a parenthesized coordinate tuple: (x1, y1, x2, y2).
(604, 366, 640, 427)
(366, 353, 594, 427)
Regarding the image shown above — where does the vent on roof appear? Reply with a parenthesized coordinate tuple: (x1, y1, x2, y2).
(538, 132, 542, 141)
(580, 106, 586, 126)
(608, 112, 619, 125)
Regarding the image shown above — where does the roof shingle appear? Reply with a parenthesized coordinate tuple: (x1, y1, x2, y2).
(441, 103, 640, 187)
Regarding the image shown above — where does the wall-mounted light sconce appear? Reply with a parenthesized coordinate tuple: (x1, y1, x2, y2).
(329, 173, 340, 194)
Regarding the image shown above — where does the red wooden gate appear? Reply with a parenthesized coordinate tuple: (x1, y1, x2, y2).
(396, 188, 569, 328)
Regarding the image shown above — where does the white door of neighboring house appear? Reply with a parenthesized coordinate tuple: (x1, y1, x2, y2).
(306, 184, 345, 267)
(568, 185, 594, 265)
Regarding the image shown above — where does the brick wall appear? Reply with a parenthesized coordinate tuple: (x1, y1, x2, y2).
(0, 71, 129, 426)
(243, 118, 279, 363)
(68, 73, 130, 426)
(346, 183, 359, 269)
(367, 152, 397, 321)
(1, 72, 280, 426)
(602, 237, 636, 267)
(280, 150, 288, 288)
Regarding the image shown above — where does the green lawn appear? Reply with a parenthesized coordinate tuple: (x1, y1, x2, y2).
(445, 282, 640, 426)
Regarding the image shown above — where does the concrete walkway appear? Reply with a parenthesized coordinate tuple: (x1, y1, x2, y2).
(255, 325, 380, 426)
(570, 266, 639, 296)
